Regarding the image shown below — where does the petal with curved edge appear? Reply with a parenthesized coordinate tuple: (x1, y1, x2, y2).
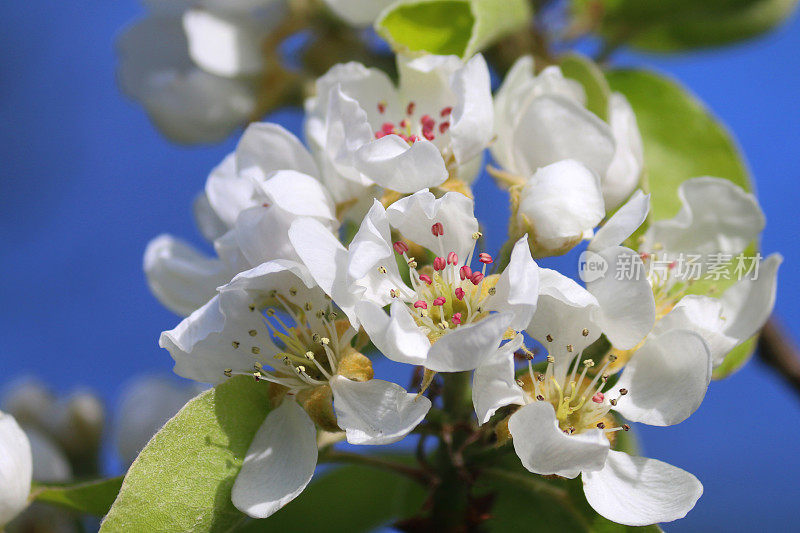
(348, 201, 411, 305)
(603, 93, 644, 211)
(472, 335, 525, 424)
(485, 236, 539, 330)
(182, 9, 269, 78)
(232, 400, 317, 519)
(491, 56, 535, 172)
(356, 301, 430, 366)
(289, 217, 362, 326)
(526, 268, 601, 383)
(356, 135, 448, 193)
(386, 190, 479, 261)
(508, 402, 609, 479)
(614, 330, 711, 426)
(582, 450, 703, 527)
(144, 234, 232, 317)
(0, 411, 32, 527)
(589, 190, 649, 252)
(720, 253, 782, 349)
(236, 123, 320, 182)
(330, 376, 431, 445)
(205, 153, 258, 229)
(193, 192, 229, 242)
(234, 206, 300, 267)
(257, 170, 335, 222)
(653, 295, 736, 367)
(511, 95, 615, 179)
(587, 246, 655, 350)
(449, 54, 493, 164)
(643, 177, 765, 257)
(323, 86, 375, 185)
(426, 313, 514, 372)
(518, 160, 605, 255)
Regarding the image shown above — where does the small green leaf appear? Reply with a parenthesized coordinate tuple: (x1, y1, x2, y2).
(559, 53, 610, 121)
(573, 0, 798, 52)
(607, 68, 759, 375)
(32, 477, 124, 516)
(376, 0, 531, 57)
(101, 376, 271, 533)
(239, 459, 425, 532)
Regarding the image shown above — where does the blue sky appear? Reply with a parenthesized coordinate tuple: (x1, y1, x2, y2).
(1, 2, 798, 530)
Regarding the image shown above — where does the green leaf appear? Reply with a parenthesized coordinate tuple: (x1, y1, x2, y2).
(239, 459, 425, 532)
(376, 0, 531, 57)
(573, 0, 798, 52)
(607, 68, 758, 376)
(101, 376, 271, 533)
(559, 53, 610, 121)
(31, 477, 124, 516)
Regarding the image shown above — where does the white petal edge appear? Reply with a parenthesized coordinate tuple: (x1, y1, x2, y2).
(582, 450, 703, 527)
(472, 335, 525, 424)
(231, 400, 317, 519)
(0, 411, 32, 526)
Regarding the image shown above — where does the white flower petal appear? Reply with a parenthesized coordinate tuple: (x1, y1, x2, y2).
(0, 411, 32, 527)
(589, 190, 649, 252)
(348, 201, 410, 305)
(508, 402, 608, 479)
(510, 95, 615, 179)
(236, 122, 320, 182)
(603, 93, 644, 211)
(330, 376, 431, 445)
(182, 9, 268, 78)
(386, 190, 479, 261)
(289, 217, 362, 326)
(356, 301, 430, 366)
(356, 136, 448, 193)
(518, 160, 605, 256)
(144, 234, 231, 316)
(396, 54, 462, 116)
(322, 86, 375, 185)
(485, 237, 539, 330)
(582, 450, 703, 527)
(614, 330, 711, 426)
(257, 170, 335, 222)
(586, 246, 655, 350)
(491, 56, 535, 172)
(644, 177, 765, 256)
(193, 192, 229, 242)
(653, 295, 737, 367)
(232, 400, 317, 519)
(205, 152, 258, 229)
(449, 54, 493, 164)
(472, 335, 525, 424)
(426, 313, 514, 372)
(234, 206, 300, 266)
(526, 268, 601, 383)
(720, 253, 782, 349)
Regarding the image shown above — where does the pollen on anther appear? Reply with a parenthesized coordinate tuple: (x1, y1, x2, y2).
(619, 388, 628, 396)
(378, 266, 387, 274)
(566, 344, 573, 353)
(414, 300, 428, 309)
(622, 424, 631, 431)
(536, 394, 545, 401)
(479, 253, 493, 264)
(610, 398, 617, 406)
(431, 222, 444, 236)
(223, 368, 232, 377)
(592, 392, 604, 403)
(433, 296, 446, 306)
(596, 422, 606, 429)
(251, 346, 261, 354)
(582, 328, 589, 337)
(232, 341, 240, 349)
(433, 257, 446, 271)
(419, 274, 433, 285)
(249, 330, 257, 337)
(546, 334, 553, 342)
(393, 241, 409, 255)
(455, 287, 465, 300)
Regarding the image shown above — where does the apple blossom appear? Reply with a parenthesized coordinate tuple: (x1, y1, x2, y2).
(305, 53, 493, 196)
(159, 260, 431, 518)
(145, 122, 338, 316)
(289, 190, 539, 372)
(492, 56, 643, 211)
(474, 326, 709, 526)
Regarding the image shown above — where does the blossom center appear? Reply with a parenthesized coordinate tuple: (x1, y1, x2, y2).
(374, 101, 453, 146)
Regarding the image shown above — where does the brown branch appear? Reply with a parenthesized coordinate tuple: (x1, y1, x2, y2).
(757, 317, 800, 397)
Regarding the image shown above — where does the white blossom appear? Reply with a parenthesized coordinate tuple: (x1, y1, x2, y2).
(0, 411, 32, 527)
(159, 260, 431, 518)
(289, 190, 538, 372)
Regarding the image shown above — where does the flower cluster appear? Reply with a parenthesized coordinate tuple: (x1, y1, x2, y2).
(148, 52, 780, 526)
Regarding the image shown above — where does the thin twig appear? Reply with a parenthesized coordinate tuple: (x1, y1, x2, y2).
(757, 317, 800, 397)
